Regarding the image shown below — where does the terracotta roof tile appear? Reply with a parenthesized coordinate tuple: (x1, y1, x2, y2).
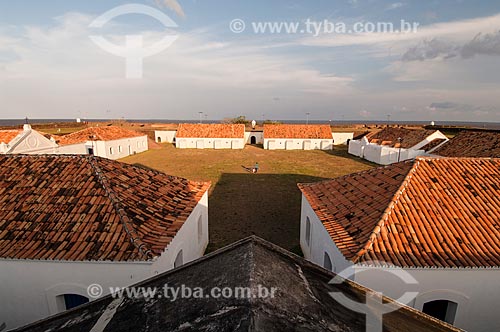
(365, 127, 440, 148)
(176, 124, 245, 138)
(433, 131, 500, 157)
(264, 124, 332, 139)
(0, 130, 22, 144)
(0, 155, 210, 262)
(56, 126, 145, 145)
(299, 157, 500, 268)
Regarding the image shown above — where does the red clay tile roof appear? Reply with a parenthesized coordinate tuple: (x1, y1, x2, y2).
(0, 155, 210, 262)
(176, 124, 245, 138)
(365, 127, 440, 148)
(0, 130, 22, 144)
(299, 157, 500, 268)
(264, 124, 332, 139)
(433, 131, 500, 157)
(57, 126, 145, 145)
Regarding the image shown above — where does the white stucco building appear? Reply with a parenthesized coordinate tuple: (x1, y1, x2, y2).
(175, 123, 245, 149)
(0, 124, 58, 154)
(348, 127, 448, 164)
(244, 130, 264, 145)
(155, 130, 178, 143)
(0, 155, 210, 330)
(298, 157, 500, 332)
(331, 132, 354, 145)
(54, 126, 148, 159)
(263, 124, 334, 150)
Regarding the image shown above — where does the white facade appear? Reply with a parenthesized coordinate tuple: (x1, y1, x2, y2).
(176, 137, 244, 149)
(348, 131, 448, 165)
(244, 131, 264, 145)
(331, 132, 354, 145)
(0, 192, 208, 330)
(56, 135, 148, 160)
(155, 130, 177, 143)
(300, 195, 500, 332)
(264, 138, 333, 150)
(0, 125, 58, 154)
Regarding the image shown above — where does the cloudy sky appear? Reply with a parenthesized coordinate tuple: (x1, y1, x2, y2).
(0, 0, 499, 122)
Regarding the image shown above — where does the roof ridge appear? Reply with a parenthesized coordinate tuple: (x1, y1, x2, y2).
(87, 156, 154, 260)
(352, 160, 420, 263)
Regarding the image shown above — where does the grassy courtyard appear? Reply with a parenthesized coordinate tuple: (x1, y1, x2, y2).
(122, 144, 374, 253)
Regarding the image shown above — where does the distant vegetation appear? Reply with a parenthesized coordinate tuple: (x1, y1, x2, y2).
(223, 115, 250, 124)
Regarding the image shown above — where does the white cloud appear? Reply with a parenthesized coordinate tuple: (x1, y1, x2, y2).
(299, 13, 500, 49)
(0, 13, 354, 119)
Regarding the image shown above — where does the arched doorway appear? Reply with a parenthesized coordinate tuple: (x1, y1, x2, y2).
(250, 136, 256, 144)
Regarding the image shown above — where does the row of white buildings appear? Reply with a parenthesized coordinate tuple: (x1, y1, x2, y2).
(155, 123, 354, 150)
(348, 127, 449, 164)
(1, 123, 499, 332)
(0, 124, 148, 159)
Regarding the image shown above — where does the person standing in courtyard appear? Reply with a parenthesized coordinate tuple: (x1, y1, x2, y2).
(253, 162, 259, 173)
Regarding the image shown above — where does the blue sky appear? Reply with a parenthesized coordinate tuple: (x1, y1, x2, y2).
(1, 0, 500, 122)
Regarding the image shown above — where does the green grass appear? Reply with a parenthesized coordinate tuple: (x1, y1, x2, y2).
(122, 144, 375, 252)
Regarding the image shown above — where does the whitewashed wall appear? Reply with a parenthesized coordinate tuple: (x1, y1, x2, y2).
(300, 194, 500, 332)
(101, 136, 148, 159)
(0, 193, 208, 330)
(54, 136, 148, 160)
(348, 131, 448, 165)
(264, 138, 333, 150)
(155, 130, 177, 143)
(348, 138, 365, 157)
(331, 132, 354, 145)
(300, 196, 352, 274)
(176, 137, 244, 149)
(0, 126, 58, 154)
(244, 131, 264, 144)
(354, 266, 500, 332)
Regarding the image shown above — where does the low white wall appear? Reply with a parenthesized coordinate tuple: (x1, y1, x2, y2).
(363, 144, 427, 165)
(332, 132, 353, 145)
(176, 137, 244, 149)
(244, 131, 264, 144)
(348, 139, 364, 157)
(155, 130, 177, 143)
(348, 131, 448, 165)
(264, 138, 333, 150)
(0, 194, 208, 330)
(349, 138, 426, 165)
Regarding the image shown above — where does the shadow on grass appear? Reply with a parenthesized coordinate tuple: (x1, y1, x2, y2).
(206, 172, 329, 254)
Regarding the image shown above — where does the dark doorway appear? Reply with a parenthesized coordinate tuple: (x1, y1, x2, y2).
(87, 148, 94, 155)
(422, 300, 458, 324)
(250, 136, 256, 144)
(157, 137, 161, 143)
